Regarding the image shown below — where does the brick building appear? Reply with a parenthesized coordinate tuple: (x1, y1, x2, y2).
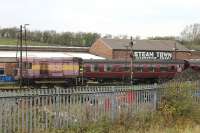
(89, 38, 196, 60)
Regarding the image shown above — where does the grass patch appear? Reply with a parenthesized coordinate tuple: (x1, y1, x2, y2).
(0, 38, 17, 45)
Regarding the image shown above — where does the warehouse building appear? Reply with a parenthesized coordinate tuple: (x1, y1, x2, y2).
(89, 38, 194, 60)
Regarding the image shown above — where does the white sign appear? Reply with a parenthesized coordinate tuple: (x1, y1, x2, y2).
(134, 51, 172, 60)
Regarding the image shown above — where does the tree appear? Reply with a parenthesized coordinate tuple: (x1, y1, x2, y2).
(181, 23, 200, 45)
(0, 27, 101, 46)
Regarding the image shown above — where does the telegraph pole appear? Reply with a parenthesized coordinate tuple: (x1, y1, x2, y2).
(19, 25, 23, 89)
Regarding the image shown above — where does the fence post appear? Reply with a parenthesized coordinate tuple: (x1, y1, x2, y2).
(111, 86, 117, 121)
(153, 87, 157, 111)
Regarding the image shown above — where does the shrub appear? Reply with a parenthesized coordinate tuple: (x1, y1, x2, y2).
(158, 82, 200, 127)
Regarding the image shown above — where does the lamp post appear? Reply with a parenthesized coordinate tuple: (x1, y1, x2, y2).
(24, 24, 29, 86)
(19, 24, 29, 89)
(24, 24, 29, 62)
(19, 25, 23, 89)
(129, 37, 135, 84)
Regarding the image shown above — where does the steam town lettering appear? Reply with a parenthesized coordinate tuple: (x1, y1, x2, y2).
(134, 52, 172, 60)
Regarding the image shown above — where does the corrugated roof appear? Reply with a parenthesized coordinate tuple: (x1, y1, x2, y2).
(0, 51, 105, 60)
(0, 57, 17, 62)
(101, 38, 189, 51)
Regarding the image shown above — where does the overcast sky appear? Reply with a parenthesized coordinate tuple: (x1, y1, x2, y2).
(0, 0, 200, 37)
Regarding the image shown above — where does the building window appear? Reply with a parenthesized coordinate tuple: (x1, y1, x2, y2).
(0, 68, 4, 75)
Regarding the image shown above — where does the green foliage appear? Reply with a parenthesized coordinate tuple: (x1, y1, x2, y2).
(181, 23, 200, 49)
(0, 27, 100, 46)
(158, 82, 200, 126)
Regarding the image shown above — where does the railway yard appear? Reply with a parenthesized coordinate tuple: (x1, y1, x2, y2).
(1, 0, 200, 131)
(0, 38, 200, 132)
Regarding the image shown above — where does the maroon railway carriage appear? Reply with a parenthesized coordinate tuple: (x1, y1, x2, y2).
(83, 59, 187, 83)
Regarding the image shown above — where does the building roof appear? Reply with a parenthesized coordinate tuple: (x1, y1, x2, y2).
(100, 38, 189, 51)
(0, 57, 17, 63)
(0, 51, 105, 60)
(0, 45, 89, 52)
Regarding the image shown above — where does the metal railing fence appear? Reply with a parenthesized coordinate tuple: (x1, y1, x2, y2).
(0, 85, 157, 132)
(0, 82, 200, 132)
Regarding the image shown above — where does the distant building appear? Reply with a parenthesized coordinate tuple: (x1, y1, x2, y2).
(89, 38, 193, 60)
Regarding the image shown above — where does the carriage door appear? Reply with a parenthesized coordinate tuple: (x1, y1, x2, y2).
(40, 62, 48, 76)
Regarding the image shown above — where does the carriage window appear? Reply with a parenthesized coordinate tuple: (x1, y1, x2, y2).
(170, 66, 175, 71)
(13, 69, 18, 76)
(84, 66, 90, 72)
(124, 65, 130, 72)
(16, 63, 19, 68)
(0, 68, 4, 75)
(148, 67, 155, 72)
(135, 67, 143, 72)
(160, 67, 168, 72)
(91, 64, 99, 72)
(113, 65, 121, 72)
(104, 64, 112, 72)
(27, 63, 32, 69)
(23, 62, 32, 69)
(23, 63, 26, 69)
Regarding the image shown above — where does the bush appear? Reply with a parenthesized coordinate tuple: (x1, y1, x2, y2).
(158, 82, 200, 126)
